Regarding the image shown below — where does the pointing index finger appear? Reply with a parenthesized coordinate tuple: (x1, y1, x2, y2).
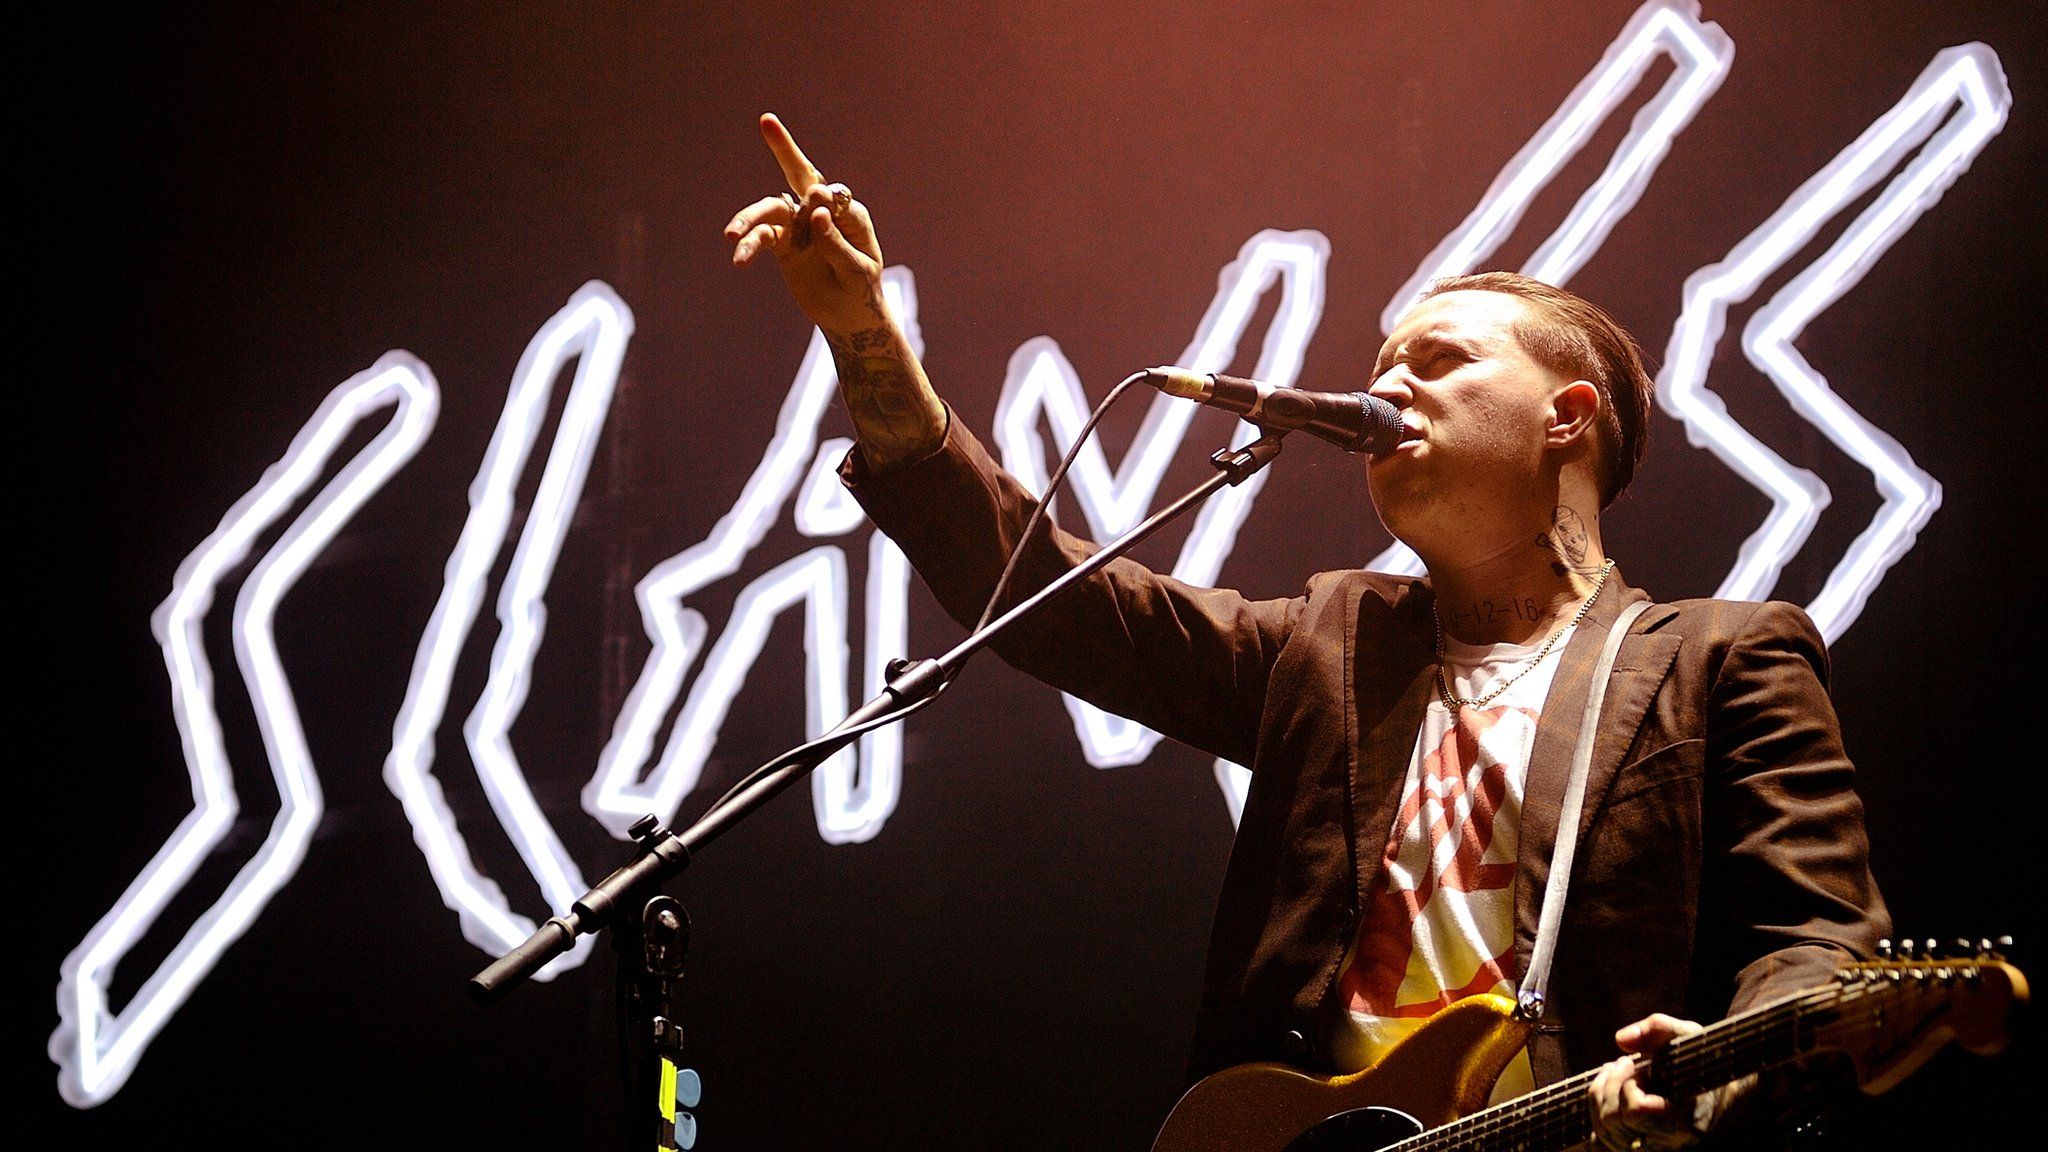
(760, 113, 825, 194)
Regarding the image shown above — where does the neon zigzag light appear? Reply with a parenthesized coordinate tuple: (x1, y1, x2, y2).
(584, 271, 916, 845)
(52, 355, 439, 1107)
(792, 436, 913, 838)
(994, 230, 1328, 768)
(381, 282, 632, 976)
(1659, 42, 2009, 640)
(1381, 0, 1734, 329)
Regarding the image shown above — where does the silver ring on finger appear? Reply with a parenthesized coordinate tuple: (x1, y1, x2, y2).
(779, 191, 802, 215)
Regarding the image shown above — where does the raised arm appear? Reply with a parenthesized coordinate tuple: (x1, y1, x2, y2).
(720, 114, 1300, 763)
(724, 113, 947, 471)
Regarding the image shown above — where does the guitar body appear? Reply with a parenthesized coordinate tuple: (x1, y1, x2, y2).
(1150, 993, 1528, 1152)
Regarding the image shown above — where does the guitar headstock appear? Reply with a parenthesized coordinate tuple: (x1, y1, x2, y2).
(1821, 937, 2029, 1095)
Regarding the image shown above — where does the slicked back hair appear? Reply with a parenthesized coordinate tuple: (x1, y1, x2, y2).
(1420, 272, 1654, 507)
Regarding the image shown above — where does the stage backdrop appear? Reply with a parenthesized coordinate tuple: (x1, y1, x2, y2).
(40, 2, 2042, 1147)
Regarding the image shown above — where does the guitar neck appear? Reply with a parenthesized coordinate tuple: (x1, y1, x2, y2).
(1390, 985, 1838, 1152)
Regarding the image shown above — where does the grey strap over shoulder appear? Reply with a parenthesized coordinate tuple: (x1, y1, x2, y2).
(1516, 597, 1654, 1021)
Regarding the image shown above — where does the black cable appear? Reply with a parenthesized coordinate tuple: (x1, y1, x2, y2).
(971, 371, 1148, 635)
(694, 372, 1148, 827)
(697, 681, 951, 821)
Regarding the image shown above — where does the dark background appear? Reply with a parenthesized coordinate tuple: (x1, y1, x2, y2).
(36, 2, 2042, 1147)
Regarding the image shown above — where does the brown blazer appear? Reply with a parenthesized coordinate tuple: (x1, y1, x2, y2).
(844, 413, 1889, 1086)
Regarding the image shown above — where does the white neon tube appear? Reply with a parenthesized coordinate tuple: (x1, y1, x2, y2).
(994, 230, 1328, 767)
(1661, 44, 2007, 637)
(381, 283, 632, 975)
(586, 271, 919, 841)
(54, 355, 437, 1106)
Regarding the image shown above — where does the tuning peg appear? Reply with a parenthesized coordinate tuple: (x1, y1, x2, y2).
(1966, 936, 2014, 959)
(1901, 938, 1918, 958)
(1878, 939, 1894, 959)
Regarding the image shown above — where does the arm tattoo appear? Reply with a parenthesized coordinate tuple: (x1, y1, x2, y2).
(826, 326, 943, 465)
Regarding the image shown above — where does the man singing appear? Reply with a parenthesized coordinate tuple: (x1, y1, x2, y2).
(723, 114, 1887, 1148)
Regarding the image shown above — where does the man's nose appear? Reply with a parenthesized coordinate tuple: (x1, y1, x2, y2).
(1367, 368, 1412, 407)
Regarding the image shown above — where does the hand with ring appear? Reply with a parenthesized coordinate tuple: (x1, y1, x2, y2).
(723, 113, 886, 336)
(722, 113, 946, 469)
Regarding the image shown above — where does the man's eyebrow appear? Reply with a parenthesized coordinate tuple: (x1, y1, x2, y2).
(1375, 330, 1469, 374)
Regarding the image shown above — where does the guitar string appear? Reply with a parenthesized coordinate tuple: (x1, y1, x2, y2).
(1661, 979, 1875, 1088)
(1385, 980, 1897, 1151)
(1415, 991, 1824, 1150)
(1409, 968, 1969, 1151)
(1663, 976, 1915, 1088)
(1369, 963, 1980, 1150)
(1664, 1004, 1806, 1088)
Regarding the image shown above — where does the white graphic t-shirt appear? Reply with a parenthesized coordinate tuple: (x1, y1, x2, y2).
(1327, 624, 1578, 1104)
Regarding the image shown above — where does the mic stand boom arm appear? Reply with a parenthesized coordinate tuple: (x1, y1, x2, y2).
(468, 431, 1286, 1004)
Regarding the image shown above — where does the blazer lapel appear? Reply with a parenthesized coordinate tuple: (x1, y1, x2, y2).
(1347, 579, 1438, 912)
(1512, 574, 1680, 979)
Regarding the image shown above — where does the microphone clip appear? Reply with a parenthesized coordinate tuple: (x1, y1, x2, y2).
(1210, 435, 1287, 484)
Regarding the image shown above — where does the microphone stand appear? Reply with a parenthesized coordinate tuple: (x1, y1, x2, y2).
(468, 430, 1287, 1146)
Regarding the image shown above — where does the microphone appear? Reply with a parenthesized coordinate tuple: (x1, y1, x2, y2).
(1144, 368, 1404, 456)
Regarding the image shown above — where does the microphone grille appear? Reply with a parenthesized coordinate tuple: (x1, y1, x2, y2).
(1356, 394, 1404, 457)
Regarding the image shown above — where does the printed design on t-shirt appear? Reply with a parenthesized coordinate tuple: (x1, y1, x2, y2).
(1341, 703, 1536, 1020)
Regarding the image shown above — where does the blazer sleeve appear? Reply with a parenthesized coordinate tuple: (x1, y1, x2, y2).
(1702, 600, 1892, 1013)
(840, 407, 1300, 767)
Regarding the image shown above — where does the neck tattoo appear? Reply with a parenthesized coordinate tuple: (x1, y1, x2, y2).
(1432, 559, 1614, 714)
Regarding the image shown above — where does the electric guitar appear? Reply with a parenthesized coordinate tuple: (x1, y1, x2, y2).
(1152, 940, 2026, 1152)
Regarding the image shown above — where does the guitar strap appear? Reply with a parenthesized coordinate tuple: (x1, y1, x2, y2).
(1516, 597, 1653, 1021)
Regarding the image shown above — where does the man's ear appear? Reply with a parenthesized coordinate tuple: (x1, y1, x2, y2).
(1547, 380, 1603, 448)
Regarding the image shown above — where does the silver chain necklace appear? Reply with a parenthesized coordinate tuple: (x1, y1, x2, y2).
(1432, 559, 1614, 713)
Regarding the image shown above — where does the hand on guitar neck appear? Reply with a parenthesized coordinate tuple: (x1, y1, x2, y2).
(1589, 1014, 1743, 1151)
